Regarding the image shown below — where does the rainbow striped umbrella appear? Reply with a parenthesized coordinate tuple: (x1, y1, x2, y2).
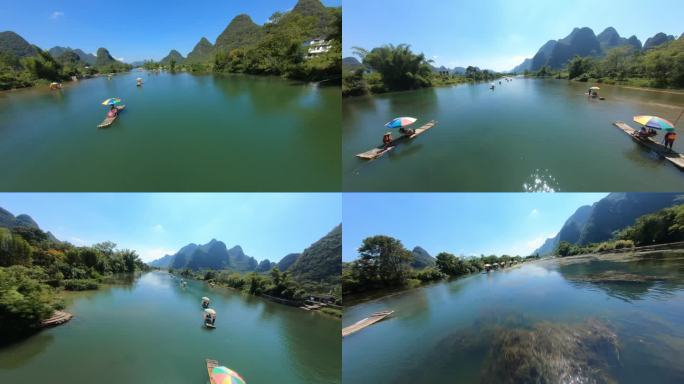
(634, 115, 675, 131)
(101, 98, 121, 106)
(210, 366, 246, 384)
(385, 117, 417, 129)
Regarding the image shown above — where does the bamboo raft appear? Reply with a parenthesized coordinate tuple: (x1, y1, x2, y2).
(613, 121, 684, 170)
(41, 310, 73, 328)
(97, 105, 126, 128)
(342, 310, 394, 337)
(356, 120, 437, 160)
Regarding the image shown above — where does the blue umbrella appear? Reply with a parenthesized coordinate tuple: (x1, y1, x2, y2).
(385, 117, 417, 129)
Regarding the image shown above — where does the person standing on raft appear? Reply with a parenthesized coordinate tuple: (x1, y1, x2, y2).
(382, 132, 392, 149)
(664, 131, 677, 150)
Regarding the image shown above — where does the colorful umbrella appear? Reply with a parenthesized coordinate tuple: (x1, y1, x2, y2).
(589, 86, 600, 90)
(385, 117, 417, 129)
(211, 366, 247, 384)
(634, 115, 675, 131)
(101, 98, 121, 106)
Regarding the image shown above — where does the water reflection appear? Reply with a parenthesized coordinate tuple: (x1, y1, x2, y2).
(522, 168, 559, 192)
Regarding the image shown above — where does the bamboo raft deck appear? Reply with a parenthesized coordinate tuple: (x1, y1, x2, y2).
(206, 359, 218, 384)
(356, 120, 437, 160)
(97, 105, 126, 128)
(613, 121, 684, 170)
(342, 310, 394, 337)
(41, 310, 73, 328)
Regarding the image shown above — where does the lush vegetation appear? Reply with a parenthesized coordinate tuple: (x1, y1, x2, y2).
(554, 204, 684, 256)
(343, 44, 505, 97)
(526, 38, 684, 89)
(0, 226, 148, 340)
(212, 8, 341, 83)
(172, 266, 341, 306)
(342, 235, 533, 296)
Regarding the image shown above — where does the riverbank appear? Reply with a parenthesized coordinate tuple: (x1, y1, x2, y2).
(523, 74, 684, 94)
(344, 259, 532, 307)
(170, 270, 342, 318)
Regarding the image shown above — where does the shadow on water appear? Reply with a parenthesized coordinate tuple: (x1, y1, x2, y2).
(0, 334, 55, 369)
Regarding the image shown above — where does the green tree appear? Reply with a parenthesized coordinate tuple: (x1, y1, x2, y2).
(361, 44, 433, 91)
(357, 235, 412, 285)
(0, 228, 32, 267)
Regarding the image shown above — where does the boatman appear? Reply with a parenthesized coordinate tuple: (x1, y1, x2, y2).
(664, 131, 677, 150)
(382, 132, 392, 149)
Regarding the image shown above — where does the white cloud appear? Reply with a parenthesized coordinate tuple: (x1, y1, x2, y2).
(116, 57, 125, 62)
(50, 11, 64, 20)
(138, 247, 177, 262)
(152, 224, 165, 233)
(529, 208, 539, 217)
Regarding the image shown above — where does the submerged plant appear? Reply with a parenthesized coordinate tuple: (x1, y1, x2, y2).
(482, 319, 620, 384)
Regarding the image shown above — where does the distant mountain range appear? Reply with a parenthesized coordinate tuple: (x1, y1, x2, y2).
(0, 207, 58, 242)
(0, 30, 127, 69)
(148, 224, 342, 286)
(48, 46, 97, 65)
(513, 27, 679, 72)
(533, 193, 684, 256)
(0, 0, 335, 69)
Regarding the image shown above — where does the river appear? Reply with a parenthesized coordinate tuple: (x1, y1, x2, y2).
(0, 72, 340, 191)
(343, 79, 684, 191)
(0, 272, 340, 383)
(342, 251, 684, 383)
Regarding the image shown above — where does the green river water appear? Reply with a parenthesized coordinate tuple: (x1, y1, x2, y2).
(0, 72, 340, 191)
(343, 79, 684, 191)
(0, 272, 341, 383)
(343, 251, 684, 383)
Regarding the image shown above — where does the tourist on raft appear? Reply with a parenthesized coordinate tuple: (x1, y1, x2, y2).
(399, 127, 415, 137)
(108, 105, 118, 118)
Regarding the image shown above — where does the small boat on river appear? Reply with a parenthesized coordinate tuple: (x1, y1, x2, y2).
(201, 296, 210, 308)
(342, 310, 394, 337)
(97, 105, 125, 128)
(356, 120, 437, 160)
(612, 121, 684, 170)
(204, 308, 217, 328)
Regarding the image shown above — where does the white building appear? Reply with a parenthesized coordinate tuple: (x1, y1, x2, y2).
(305, 38, 333, 59)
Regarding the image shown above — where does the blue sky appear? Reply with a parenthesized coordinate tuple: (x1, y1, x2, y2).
(0, 0, 340, 63)
(343, 0, 683, 71)
(0, 193, 341, 263)
(342, 193, 607, 261)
